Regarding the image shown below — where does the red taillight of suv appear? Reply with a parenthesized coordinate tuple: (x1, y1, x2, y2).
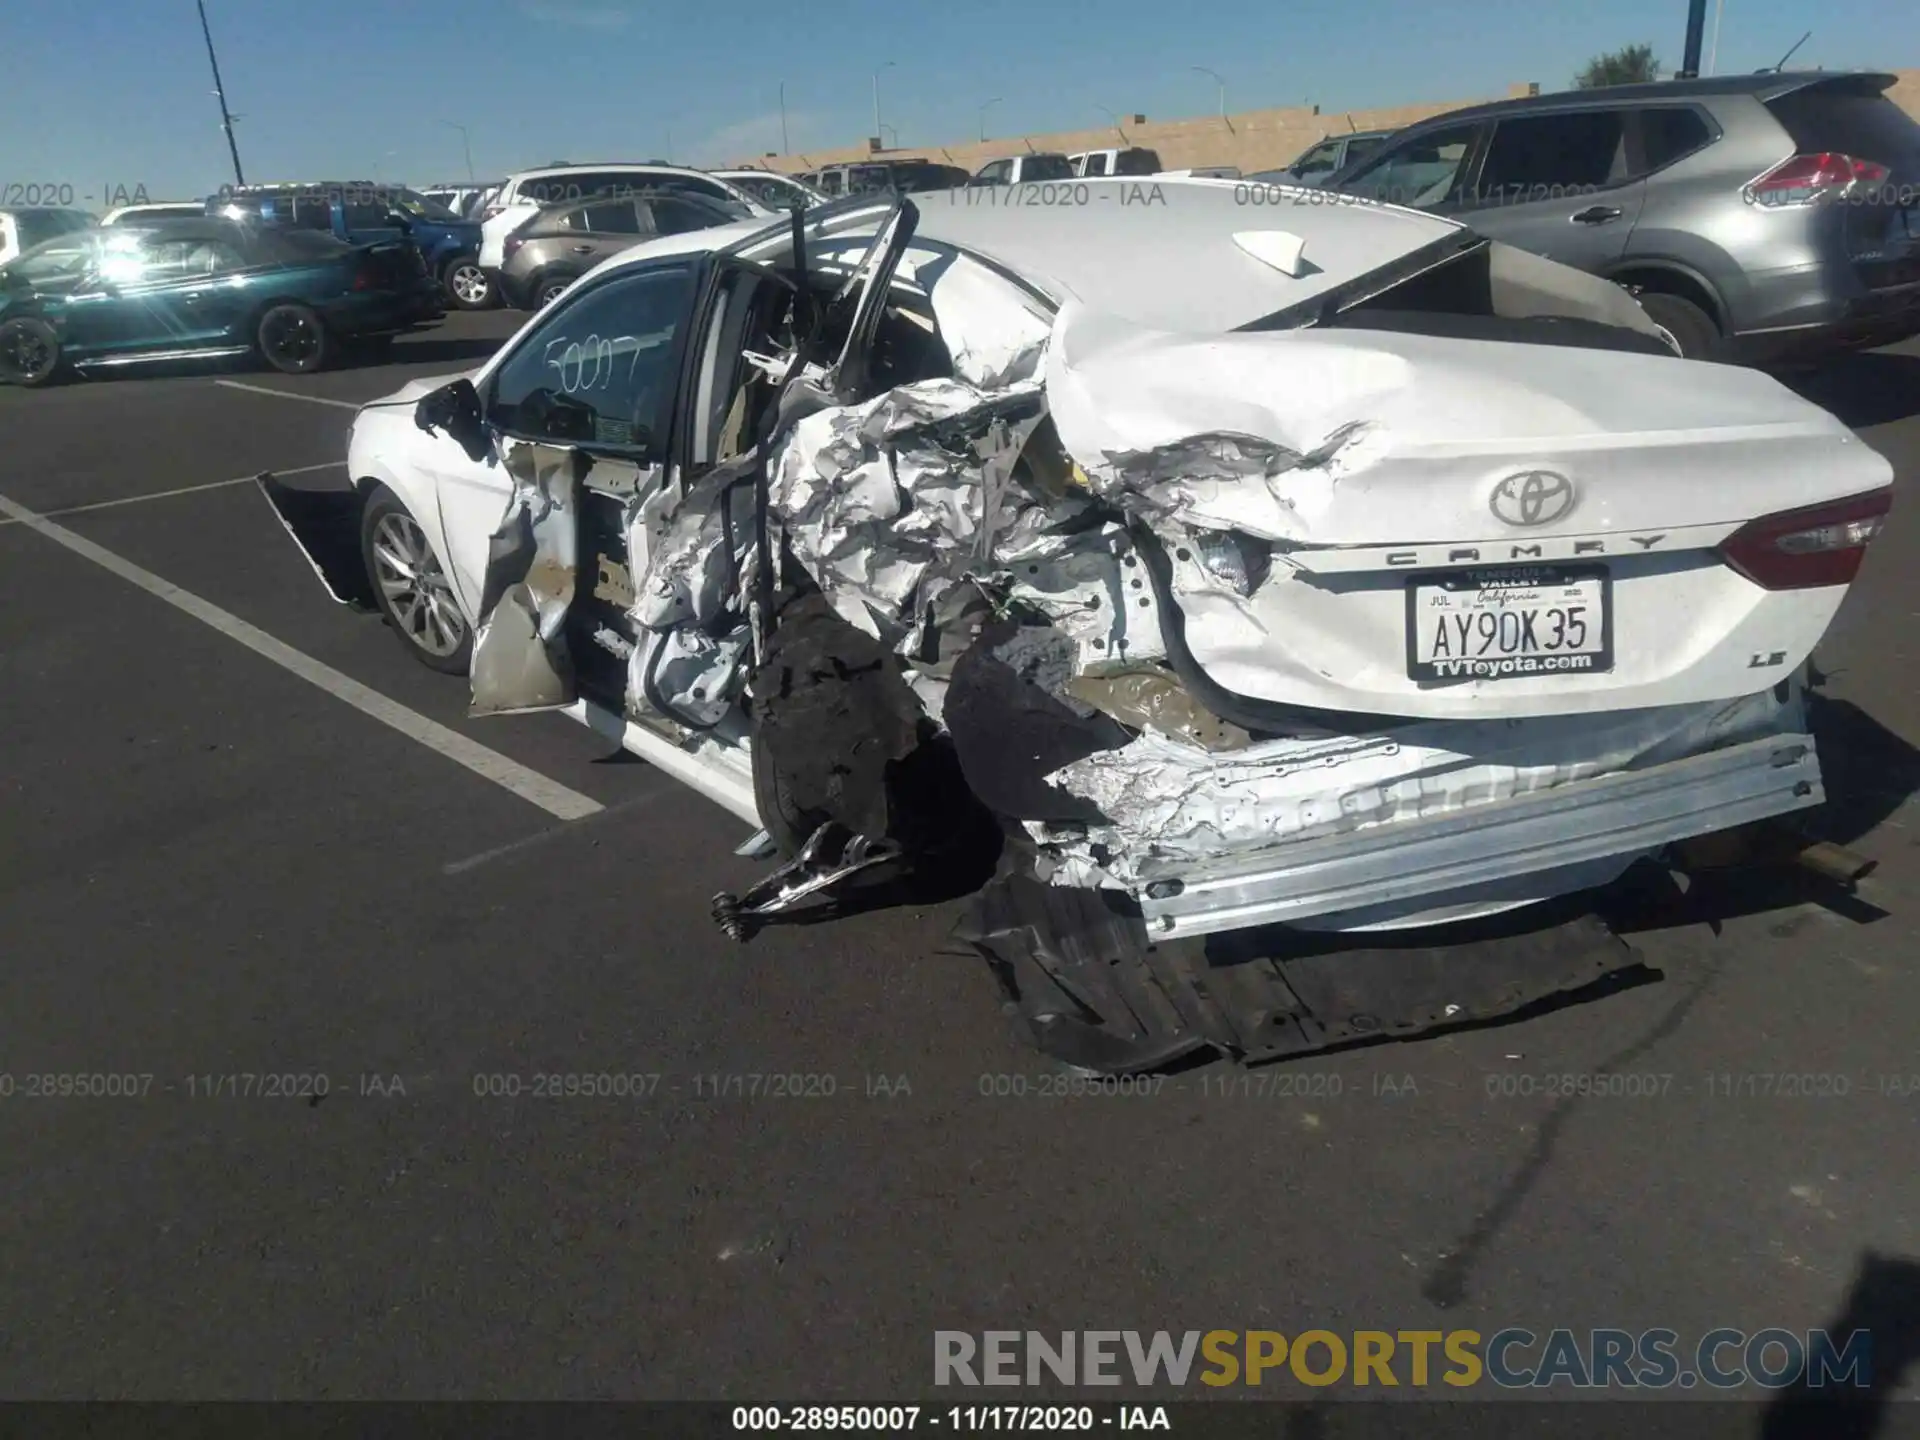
(1720, 488, 1893, 589)
(352, 262, 378, 291)
(502, 233, 525, 261)
(1745, 152, 1891, 207)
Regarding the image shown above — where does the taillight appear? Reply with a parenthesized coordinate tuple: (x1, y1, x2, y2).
(1720, 488, 1892, 589)
(1745, 152, 1891, 207)
(352, 262, 376, 291)
(502, 234, 524, 260)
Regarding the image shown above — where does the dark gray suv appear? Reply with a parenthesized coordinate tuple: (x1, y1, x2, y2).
(1321, 72, 1920, 362)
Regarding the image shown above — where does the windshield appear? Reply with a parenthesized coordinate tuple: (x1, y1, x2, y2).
(4, 229, 103, 286)
(387, 188, 462, 222)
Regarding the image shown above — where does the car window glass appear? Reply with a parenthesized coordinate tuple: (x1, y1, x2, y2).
(1340, 124, 1480, 207)
(1023, 155, 1075, 181)
(580, 199, 642, 234)
(1083, 153, 1110, 177)
(1635, 106, 1714, 172)
(489, 263, 697, 452)
(648, 195, 730, 236)
(290, 196, 335, 230)
(1292, 141, 1343, 176)
(343, 200, 390, 229)
(1117, 149, 1160, 175)
(1345, 136, 1384, 162)
(1477, 111, 1629, 200)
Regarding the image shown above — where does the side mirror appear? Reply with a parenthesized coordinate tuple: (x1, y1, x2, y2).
(415, 378, 491, 463)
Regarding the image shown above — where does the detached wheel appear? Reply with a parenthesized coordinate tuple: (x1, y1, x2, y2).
(1637, 292, 1720, 360)
(360, 484, 471, 674)
(442, 256, 495, 311)
(0, 316, 62, 387)
(257, 303, 331, 374)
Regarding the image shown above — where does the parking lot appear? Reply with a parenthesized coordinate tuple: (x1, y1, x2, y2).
(3, 312, 1919, 1404)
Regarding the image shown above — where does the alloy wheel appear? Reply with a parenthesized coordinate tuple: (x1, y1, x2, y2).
(0, 324, 56, 384)
(261, 309, 321, 368)
(369, 510, 468, 658)
(449, 263, 491, 306)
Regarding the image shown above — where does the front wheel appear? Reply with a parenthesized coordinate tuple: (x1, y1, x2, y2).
(360, 485, 472, 673)
(0, 316, 63, 387)
(442, 256, 495, 311)
(256, 303, 332, 374)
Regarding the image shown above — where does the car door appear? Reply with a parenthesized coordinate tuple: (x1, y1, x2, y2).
(57, 233, 193, 354)
(1451, 107, 1646, 269)
(565, 198, 651, 267)
(431, 257, 704, 616)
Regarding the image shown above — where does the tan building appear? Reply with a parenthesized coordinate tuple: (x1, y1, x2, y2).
(734, 68, 1920, 179)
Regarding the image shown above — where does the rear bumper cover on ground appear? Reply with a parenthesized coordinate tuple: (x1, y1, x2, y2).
(1135, 732, 1822, 940)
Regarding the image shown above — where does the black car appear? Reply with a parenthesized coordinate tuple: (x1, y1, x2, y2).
(0, 217, 445, 386)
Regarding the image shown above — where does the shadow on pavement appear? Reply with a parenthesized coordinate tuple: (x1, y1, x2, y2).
(1779, 348, 1920, 430)
(1760, 1251, 1920, 1438)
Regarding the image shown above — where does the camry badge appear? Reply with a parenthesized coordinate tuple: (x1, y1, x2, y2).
(1490, 471, 1576, 528)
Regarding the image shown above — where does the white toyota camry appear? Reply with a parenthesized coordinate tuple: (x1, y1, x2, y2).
(261, 180, 1892, 1068)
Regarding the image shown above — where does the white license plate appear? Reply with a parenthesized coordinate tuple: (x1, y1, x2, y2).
(1406, 565, 1612, 682)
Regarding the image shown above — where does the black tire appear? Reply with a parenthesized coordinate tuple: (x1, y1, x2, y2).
(359, 484, 472, 674)
(0, 316, 63, 387)
(441, 255, 495, 311)
(531, 270, 578, 310)
(256, 302, 332, 374)
(1637, 292, 1720, 360)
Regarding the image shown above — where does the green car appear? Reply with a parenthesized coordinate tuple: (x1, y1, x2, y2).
(0, 216, 447, 387)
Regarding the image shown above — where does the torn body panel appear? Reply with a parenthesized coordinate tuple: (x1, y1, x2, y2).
(1030, 682, 1820, 936)
(467, 440, 585, 717)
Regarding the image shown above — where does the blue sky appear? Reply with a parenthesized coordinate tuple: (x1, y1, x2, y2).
(0, 0, 1911, 203)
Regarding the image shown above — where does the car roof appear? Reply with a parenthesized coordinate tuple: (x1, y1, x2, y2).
(593, 178, 1463, 335)
(507, 162, 728, 184)
(1396, 69, 1898, 128)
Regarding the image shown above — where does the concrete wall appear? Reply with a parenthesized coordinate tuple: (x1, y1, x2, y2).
(732, 69, 1920, 178)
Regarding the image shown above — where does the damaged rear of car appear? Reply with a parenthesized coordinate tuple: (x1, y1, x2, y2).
(263, 181, 1892, 1070)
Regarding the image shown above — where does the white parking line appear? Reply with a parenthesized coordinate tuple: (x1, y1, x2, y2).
(0, 461, 347, 528)
(0, 490, 605, 823)
(214, 379, 363, 410)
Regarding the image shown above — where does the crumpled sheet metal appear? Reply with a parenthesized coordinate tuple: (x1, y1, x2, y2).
(630, 625, 750, 730)
(468, 439, 583, 717)
(767, 376, 1048, 639)
(1035, 684, 1804, 885)
(1041, 302, 1402, 543)
(921, 251, 1054, 390)
(1065, 670, 1252, 751)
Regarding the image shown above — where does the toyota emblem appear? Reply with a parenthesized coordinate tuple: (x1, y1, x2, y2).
(1489, 471, 1576, 527)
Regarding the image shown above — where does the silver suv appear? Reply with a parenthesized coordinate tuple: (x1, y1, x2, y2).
(1321, 71, 1920, 362)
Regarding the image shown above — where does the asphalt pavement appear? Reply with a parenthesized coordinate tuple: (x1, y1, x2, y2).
(2, 312, 1918, 1409)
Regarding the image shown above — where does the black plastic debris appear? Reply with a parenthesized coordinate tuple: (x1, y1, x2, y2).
(956, 856, 1642, 1073)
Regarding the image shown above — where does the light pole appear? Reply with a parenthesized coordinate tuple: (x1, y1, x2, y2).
(978, 96, 1003, 142)
(442, 121, 474, 182)
(779, 80, 789, 155)
(872, 60, 895, 145)
(1191, 65, 1225, 120)
(1094, 105, 1126, 143)
(195, 0, 246, 186)
(665, 125, 673, 163)
(879, 123, 898, 149)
